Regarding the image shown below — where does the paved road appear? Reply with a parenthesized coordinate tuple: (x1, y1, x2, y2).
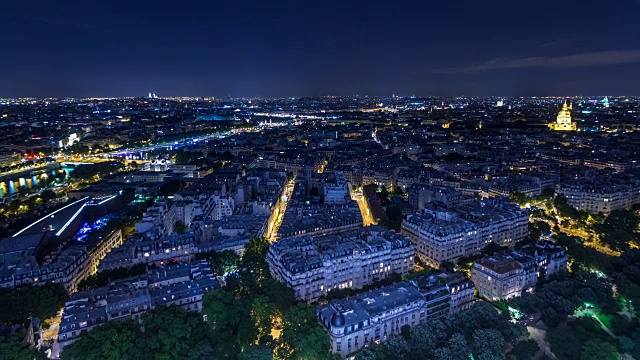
(353, 192, 376, 226)
(266, 179, 295, 241)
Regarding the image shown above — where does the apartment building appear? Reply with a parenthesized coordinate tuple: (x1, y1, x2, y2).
(173, 201, 194, 228)
(456, 199, 529, 247)
(408, 183, 466, 211)
(0, 229, 123, 292)
(267, 227, 414, 302)
(401, 210, 479, 268)
(409, 272, 475, 317)
(401, 199, 528, 268)
(210, 195, 235, 220)
(317, 282, 425, 357)
(134, 201, 176, 237)
(471, 251, 537, 301)
(533, 241, 569, 278)
(276, 203, 363, 239)
(131, 171, 168, 183)
(556, 182, 640, 214)
(324, 171, 349, 205)
(58, 261, 219, 349)
(362, 169, 394, 191)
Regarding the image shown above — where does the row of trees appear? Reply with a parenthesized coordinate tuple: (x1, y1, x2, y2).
(195, 249, 239, 276)
(372, 185, 405, 230)
(511, 186, 640, 251)
(0, 157, 55, 174)
(355, 302, 531, 360)
(592, 209, 640, 251)
(555, 234, 640, 310)
(509, 187, 556, 207)
(68, 161, 125, 181)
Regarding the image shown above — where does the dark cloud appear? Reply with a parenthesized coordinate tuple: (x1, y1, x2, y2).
(433, 50, 640, 73)
(539, 39, 575, 48)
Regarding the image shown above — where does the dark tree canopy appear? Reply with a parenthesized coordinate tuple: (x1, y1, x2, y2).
(0, 283, 68, 324)
(63, 306, 214, 360)
(196, 250, 239, 276)
(508, 272, 616, 327)
(594, 209, 640, 251)
(580, 339, 619, 360)
(62, 320, 146, 360)
(275, 303, 333, 360)
(239, 345, 274, 360)
(69, 162, 124, 181)
(159, 180, 187, 196)
(0, 337, 47, 360)
(141, 306, 212, 360)
(355, 302, 525, 360)
(77, 263, 149, 291)
(548, 317, 622, 360)
(199, 237, 300, 359)
(510, 339, 539, 360)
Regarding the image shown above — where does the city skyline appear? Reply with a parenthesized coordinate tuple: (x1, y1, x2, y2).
(2, 0, 640, 97)
(0, 94, 632, 101)
(0, 1, 639, 359)
(0, 92, 637, 359)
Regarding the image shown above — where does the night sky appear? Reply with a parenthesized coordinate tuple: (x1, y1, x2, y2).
(2, 0, 640, 98)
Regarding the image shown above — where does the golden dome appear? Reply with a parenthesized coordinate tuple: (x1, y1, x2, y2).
(549, 101, 576, 131)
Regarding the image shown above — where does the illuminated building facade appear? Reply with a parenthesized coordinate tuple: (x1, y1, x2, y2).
(471, 251, 537, 301)
(318, 283, 425, 357)
(548, 101, 577, 131)
(267, 227, 414, 302)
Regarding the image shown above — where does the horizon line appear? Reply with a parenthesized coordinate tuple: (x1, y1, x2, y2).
(0, 94, 637, 100)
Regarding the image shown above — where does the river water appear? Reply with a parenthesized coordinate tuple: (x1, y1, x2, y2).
(0, 168, 70, 199)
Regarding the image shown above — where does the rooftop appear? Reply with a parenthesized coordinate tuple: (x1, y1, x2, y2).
(318, 282, 423, 330)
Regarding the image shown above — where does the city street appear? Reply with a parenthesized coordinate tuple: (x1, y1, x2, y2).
(266, 177, 295, 241)
(352, 189, 376, 226)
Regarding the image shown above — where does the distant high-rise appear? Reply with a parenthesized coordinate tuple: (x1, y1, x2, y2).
(548, 101, 576, 131)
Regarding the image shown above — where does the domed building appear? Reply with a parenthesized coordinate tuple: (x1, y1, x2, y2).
(548, 101, 577, 131)
(317, 282, 426, 357)
(330, 313, 345, 328)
